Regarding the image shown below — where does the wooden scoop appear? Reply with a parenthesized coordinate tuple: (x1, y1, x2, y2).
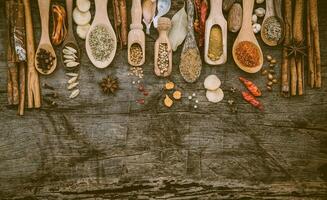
(128, 0, 145, 66)
(261, 0, 284, 46)
(232, 0, 263, 73)
(35, 0, 57, 75)
(204, 0, 227, 65)
(273, 0, 285, 45)
(154, 17, 172, 77)
(85, 0, 117, 69)
(61, 0, 80, 66)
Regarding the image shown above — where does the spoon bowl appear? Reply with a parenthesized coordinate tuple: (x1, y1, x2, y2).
(35, 43, 57, 75)
(232, 0, 263, 73)
(85, 0, 117, 69)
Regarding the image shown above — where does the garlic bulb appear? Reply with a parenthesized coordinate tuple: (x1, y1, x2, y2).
(142, 0, 157, 34)
(255, 8, 265, 17)
(252, 23, 261, 34)
(252, 14, 258, 24)
(256, 0, 264, 4)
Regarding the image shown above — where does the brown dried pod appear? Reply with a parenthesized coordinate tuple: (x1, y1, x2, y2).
(227, 3, 242, 33)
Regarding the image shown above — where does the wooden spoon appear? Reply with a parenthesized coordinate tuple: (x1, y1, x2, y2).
(261, 0, 284, 46)
(35, 0, 57, 75)
(204, 0, 227, 65)
(128, 0, 145, 66)
(61, 0, 80, 67)
(154, 17, 172, 77)
(273, 0, 285, 45)
(232, 0, 263, 73)
(85, 0, 117, 69)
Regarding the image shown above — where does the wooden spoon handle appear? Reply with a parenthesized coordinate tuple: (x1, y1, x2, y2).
(94, 0, 109, 21)
(186, 0, 194, 33)
(241, 0, 254, 30)
(131, 0, 142, 26)
(66, 0, 74, 36)
(38, 0, 51, 43)
(209, 0, 223, 17)
(274, 0, 283, 20)
(265, 0, 275, 17)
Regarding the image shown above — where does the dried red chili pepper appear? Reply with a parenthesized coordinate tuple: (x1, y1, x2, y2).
(194, 0, 201, 33)
(241, 91, 264, 111)
(239, 77, 262, 97)
(199, 0, 208, 47)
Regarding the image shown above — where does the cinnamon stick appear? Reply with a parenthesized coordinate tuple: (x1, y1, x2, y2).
(18, 62, 26, 115)
(119, 0, 128, 47)
(23, 0, 41, 108)
(290, 57, 297, 96)
(281, 0, 292, 96)
(306, 1, 315, 88)
(309, 0, 321, 88)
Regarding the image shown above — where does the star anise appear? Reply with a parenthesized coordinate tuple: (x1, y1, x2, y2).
(285, 39, 307, 58)
(99, 75, 119, 94)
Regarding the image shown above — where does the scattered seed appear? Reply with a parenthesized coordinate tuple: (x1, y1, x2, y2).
(270, 59, 277, 64)
(66, 72, 78, 77)
(194, 105, 198, 109)
(132, 81, 136, 84)
(66, 61, 80, 68)
(68, 76, 78, 84)
(69, 89, 80, 99)
(269, 63, 275, 68)
(267, 86, 272, 91)
(65, 46, 77, 53)
(64, 55, 75, 60)
(261, 69, 268, 75)
(195, 100, 199, 103)
(192, 93, 196, 97)
(269, 69, 275, 74)
(266, 55, 272, 61)
(272, 79, 278, 84)
(268, 73, 274, 80)
(68, 82, 79, 90)
(267, 81, 273, 86)
(228, 99, 234, 105)
(188, 96, 192, 100)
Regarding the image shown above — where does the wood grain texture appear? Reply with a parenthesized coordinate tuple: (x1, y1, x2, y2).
(0, 0, 327, 199)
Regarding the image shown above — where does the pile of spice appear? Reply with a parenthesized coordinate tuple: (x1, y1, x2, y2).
(179, 48, 202, 83)
(128, 66, 144, 79)
(130, 43, 143, 65)
(36, 48, 55, 72)
(235, 41, 260, 68)
(262, 17, 282, 42)
(89, 25, 114, 61)
(261, 55, 278, 91)
(208, 25, 223, 61)
(157, 43, 169, 74)
(99, 75, 119, 95)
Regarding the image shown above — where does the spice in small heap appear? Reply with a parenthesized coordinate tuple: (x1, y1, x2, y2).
(179, 48, 202, 83)
(261, 55, 278, 91)
(99, 75, 119, 94)
(262, 17, 282, 42)
(89, 25, 114, 61)
(36, 48, 55, 72)
(208, 25, 223, 61)
(128, 66, 144, 79)
(130, 43, 143, 65)
(157, 43, 169, 74)
(235, 41, 260, 68)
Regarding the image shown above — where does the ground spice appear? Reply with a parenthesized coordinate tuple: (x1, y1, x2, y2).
(262, 17, 282, 42)
(36, 48, 55, 72)
(235, 41, 260, 68)
(89, 25, 114, 61)
(208, 25, 223, 61)
(179, 48, 202, 83)
(157, 43, 169, 74)
(130, 43, 143, 65)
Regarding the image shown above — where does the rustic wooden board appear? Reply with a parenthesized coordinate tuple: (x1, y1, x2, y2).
(0, 0, 327, 199)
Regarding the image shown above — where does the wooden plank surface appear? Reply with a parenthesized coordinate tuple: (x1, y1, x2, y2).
(0, 0, 327, 199)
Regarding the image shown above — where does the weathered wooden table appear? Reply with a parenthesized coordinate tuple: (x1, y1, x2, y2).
(0, 0, 326, 199)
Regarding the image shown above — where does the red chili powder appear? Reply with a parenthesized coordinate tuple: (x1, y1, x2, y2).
(235, 41, 260, 68)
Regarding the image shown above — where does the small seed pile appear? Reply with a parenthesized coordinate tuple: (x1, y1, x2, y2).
(262, 17, 282, 42)
(157, 43, 169, 74)
(42, 83, 58, 107)
(89, 25, 114, 61)
(128, 66, 144, 79)
(62, 45, 80, 99)
(163, 82, 182, 108)
(130, 43, 143, 65)
(36, 48, 55, 72)
(261, 55, 278, 91)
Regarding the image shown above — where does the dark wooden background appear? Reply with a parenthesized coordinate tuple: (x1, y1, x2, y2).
(0, 0, 326, 199)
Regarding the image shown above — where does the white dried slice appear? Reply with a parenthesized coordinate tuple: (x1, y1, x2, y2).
(68, 76, 78, 84)
(68, 82, 79, 90)
(76, 0, 91, 12)
(64, 59, 75, 64)
(66, 72, 79, 77)
(63, 48, 75, 55)
(73, 8, 91, 26)
(204, 75, 221, 91)
(66, 61, 80, 68)
(69, 89, 80, 99)
(65, 46, 77, 54)
(64, 55, 76, 60)
(206, 88, 224, 103)
(76, 24, 90, 39)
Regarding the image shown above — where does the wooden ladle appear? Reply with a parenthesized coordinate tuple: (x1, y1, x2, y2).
(232, 0, 263, 73)
(61, 0, 80, 67)
(128, 0, 145, 66)
(261, 0, 284, 46)
(85, 0, 117, 69)
(204, 0, 227, 65)
(35, 0, 57, 75)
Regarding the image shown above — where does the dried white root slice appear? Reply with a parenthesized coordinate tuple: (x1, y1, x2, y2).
(76, 24, 90, 39)
(204, 75, 221, 91)
(66, 72, 79, 77)
(206, 88, 224, 103)
(66, 61, 80, 68)
(64, 55, 76, 60)
(68, 76, 78, 84)
(68, 82, 79, 90)
(73, 8, 91, 26)
(65, 46, 77, 54)
(76, 0, 91, 12)
(69, 89, 80, 99)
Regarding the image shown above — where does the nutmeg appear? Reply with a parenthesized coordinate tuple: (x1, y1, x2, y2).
(227, 3, 242, 33)
(223, 0, 236, 12)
